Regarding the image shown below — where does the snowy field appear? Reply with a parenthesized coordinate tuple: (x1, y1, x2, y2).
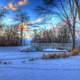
(0, 47, 80, 80)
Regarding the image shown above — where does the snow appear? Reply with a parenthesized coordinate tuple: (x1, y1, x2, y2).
(0, 47, 80, 80)
(43, 48, 68, 52)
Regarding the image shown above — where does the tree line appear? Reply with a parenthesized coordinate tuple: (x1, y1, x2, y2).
(32, 26, 71, 43)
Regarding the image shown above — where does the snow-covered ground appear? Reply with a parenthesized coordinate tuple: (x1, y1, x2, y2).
(0, 47, 80, 80)
(43, 48, 68, 52)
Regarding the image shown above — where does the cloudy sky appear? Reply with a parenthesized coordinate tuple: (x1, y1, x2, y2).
(0, 0, 61, 27)
(0, 0, 80, 30)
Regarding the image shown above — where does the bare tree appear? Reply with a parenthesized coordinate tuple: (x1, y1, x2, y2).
(35, 0, 80, 50)
(54, 0, 78, 50)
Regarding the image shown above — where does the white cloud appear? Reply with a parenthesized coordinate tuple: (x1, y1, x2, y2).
(1, 18, 19, 26)
(26, 17, 44, 25)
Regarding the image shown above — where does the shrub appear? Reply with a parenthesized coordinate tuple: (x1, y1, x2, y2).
(35, 46, 43, 51)
(42, 54, 56, 59)
(42, 54, 63, 59)
(71, 49, 80, 56)
(54, 54, 61, 58)
(61, 53, 70, 58)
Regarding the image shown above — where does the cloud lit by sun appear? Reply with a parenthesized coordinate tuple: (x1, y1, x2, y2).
(7, 3, 17, 11)
(17, 0, 29, 6)
(0, 0, 30, 11)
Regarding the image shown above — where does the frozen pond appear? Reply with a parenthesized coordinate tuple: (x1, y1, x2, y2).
(0, 47, 80, 80)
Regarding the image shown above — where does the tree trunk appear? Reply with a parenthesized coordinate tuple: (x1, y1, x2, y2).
(72, 25, 76, 50)
(20, 28, 23, 45)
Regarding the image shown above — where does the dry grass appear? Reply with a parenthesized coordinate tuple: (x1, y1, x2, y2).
(60, 53, 70, 58)
(0, 40, 21, 46)
(42, 53, 71, 59)
(71, 49, 80, 56)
